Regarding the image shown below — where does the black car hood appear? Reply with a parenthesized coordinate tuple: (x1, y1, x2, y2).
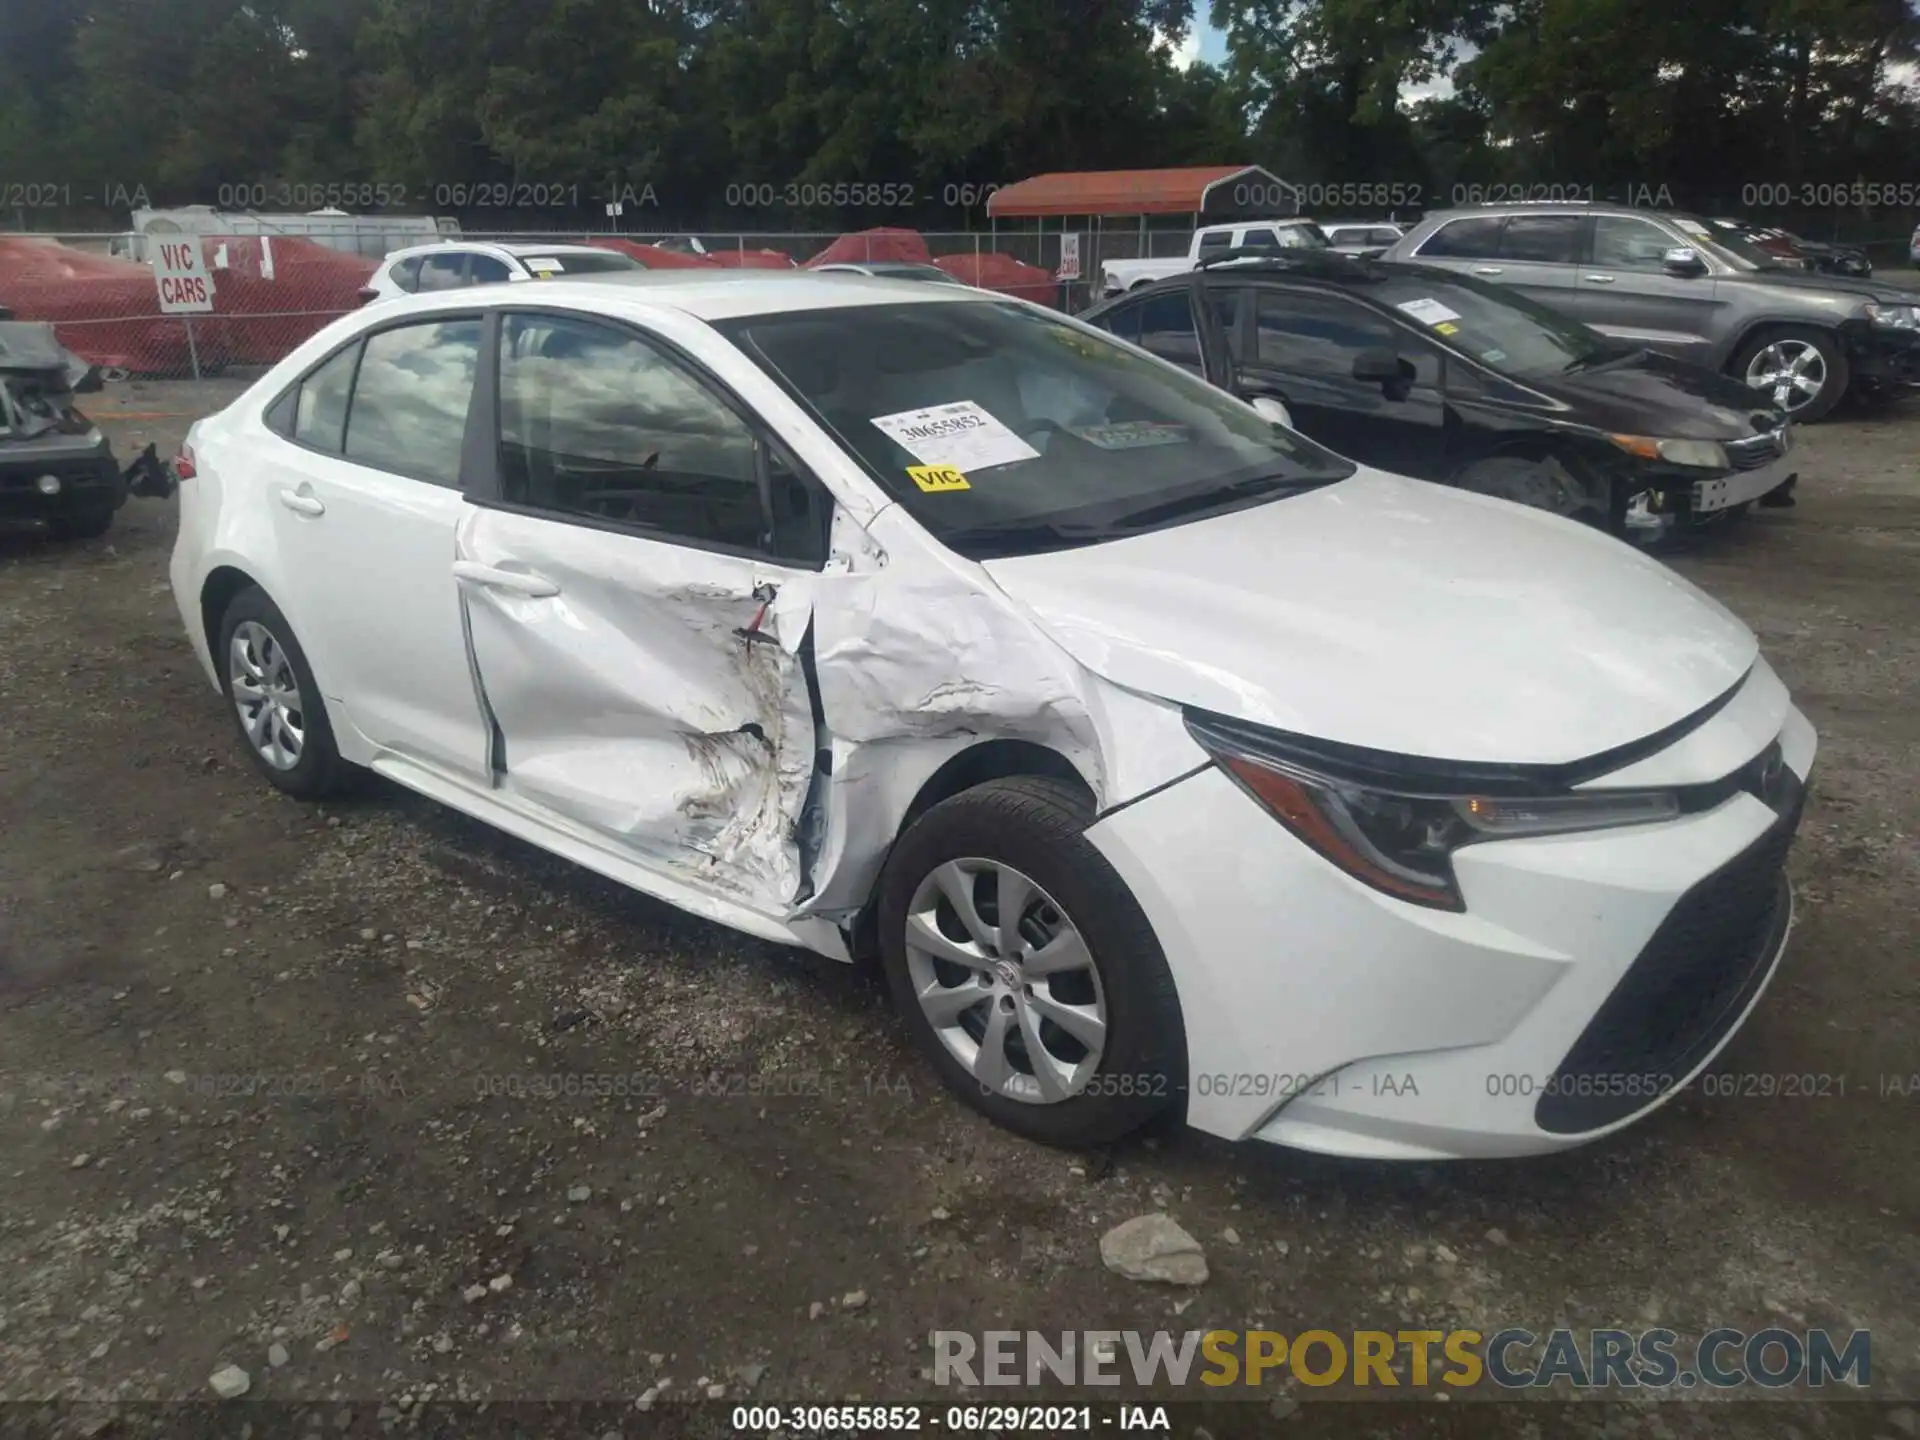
(1723, 266, 1917, 306)
(1515, 349, 1783, 441)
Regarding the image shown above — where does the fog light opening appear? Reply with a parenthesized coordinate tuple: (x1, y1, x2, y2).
(35, 474, 63, 496)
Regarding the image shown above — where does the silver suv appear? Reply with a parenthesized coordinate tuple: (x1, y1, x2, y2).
(1385, 205, 1920, 420)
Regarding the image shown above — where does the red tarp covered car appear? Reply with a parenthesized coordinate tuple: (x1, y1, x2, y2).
(0, 234, 374, 375)
(804, 228, 933, 267)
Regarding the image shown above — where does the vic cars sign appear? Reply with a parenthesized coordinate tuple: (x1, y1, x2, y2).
(153, 239, 215, 313)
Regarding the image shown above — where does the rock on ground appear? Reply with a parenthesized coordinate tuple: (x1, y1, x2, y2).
(1100, 1214, 1209, 1286)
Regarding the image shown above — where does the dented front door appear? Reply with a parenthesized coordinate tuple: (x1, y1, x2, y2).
(456, 506, 816, 909)
(453, 308, 824, 912)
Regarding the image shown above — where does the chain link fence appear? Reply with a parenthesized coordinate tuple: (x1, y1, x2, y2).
(0, 227, 1204, 378)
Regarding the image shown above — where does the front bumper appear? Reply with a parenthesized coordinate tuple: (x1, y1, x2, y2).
(1085, 665, 1816, 1160)
(0, 430, 123, 523)
(1623, 436, 1797, 538)
(1847, 324, 1920, 387)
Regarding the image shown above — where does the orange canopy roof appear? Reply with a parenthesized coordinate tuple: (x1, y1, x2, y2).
(986, 166, 1293, 218)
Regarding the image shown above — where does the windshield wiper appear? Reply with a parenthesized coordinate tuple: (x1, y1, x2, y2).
(941, 517, 1113, 557)
(1563, 344, 1649, 373)
(1104, 472, 1338, 532)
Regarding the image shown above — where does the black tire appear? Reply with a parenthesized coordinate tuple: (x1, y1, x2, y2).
(48, 505, 114, 540)
(215, 585, 354, 798)
(877, 776, 1186, 1147)
(1729, 325, 1849, 422)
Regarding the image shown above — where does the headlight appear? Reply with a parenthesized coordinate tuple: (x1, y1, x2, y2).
(1608, 435, 1729, 468)
(1186, 713, 1681, 911)
(1866, 303, 1919, 329)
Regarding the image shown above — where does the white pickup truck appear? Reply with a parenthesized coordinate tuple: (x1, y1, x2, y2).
(1098, 219, 1332, 296)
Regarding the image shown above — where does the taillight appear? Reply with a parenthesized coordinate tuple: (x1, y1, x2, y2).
(175, 445, 197, 480)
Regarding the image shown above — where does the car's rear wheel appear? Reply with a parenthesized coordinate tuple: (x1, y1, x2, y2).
(877, 776, 1185, 1147)
(1450, 454, 1612, 529)
(1731, 326, 1848, 421)
(217, 586, 353, 798)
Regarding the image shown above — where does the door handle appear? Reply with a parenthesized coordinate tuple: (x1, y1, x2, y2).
(451, 560, 560, 598)
(277, 488, 325, 517)
(1471, 265, 1503, 276)
(1581, 274, 1617, 284)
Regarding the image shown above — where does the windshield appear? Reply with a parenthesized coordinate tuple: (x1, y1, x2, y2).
(1666, 215, 1778, 270)
(718, 300, 1354, 558)
(1370, 269, 1618, 376)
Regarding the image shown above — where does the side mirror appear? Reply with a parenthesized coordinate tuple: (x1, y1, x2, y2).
(1248, 395, 1293, 428)
(1662, 247, 1707, 276)
(1352, 348, 1412, 385)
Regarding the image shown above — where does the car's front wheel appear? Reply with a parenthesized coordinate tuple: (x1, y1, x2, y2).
(1731, 326, 1848, 421)
(878, 776, 1185, 1147)
(217, 586, 354, 798)
(1450, 454, 1614, 529)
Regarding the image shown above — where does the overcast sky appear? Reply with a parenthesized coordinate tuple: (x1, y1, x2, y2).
(1171, 19, 1461, 99)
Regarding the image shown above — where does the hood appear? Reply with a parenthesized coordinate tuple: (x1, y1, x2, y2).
(0, 320, 95, 393)
(1726, 266, 1919, 306)
(981, 468, 1758, 767)
(1520, 350, 1783, 441)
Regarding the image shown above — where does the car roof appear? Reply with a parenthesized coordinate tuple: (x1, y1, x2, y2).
(362, 269, 997, 321)
(1088, 251, 1480, 308)
(1415, 203, 1712, 225)
(386, 240, 634, 261)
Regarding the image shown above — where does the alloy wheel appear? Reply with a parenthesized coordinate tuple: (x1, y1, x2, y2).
(1744, 339, 1828, 412)
(903, 859, 1108, 1105)
(228, 620, 306, 771)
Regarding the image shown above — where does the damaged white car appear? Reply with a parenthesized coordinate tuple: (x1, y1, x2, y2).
(166, 272, 1815, 1160)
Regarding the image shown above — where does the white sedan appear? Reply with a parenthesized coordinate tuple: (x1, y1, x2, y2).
(359, 240, 645, 304)
(164, 271, 1814, 1159)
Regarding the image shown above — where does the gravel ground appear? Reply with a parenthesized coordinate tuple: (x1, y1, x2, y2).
(0, 378, 1915, 1438)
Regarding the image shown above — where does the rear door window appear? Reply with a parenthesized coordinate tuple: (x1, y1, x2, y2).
(1417, 217, 1504, 259)
(1497, 215, 1584, 264)
(1134, 291, 1204, 373)
(342, 318, 483, 486)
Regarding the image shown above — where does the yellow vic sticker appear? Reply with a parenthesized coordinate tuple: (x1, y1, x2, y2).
(1434, 321, 1459, 336)
(908, 464, 971, 493)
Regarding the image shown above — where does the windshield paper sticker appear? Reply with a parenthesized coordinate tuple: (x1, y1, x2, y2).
(871, 400, 1041, 472)
(1069, 421, 1190, 451)
(524, 258, 564, 275)
(907, 464, 971, 493)
(1396, 297, 1461, 326)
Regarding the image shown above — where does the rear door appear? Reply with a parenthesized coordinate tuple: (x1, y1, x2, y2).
(1412, 213, 1587, 312)
(257, 313, 492, 778)
(1484, 213, 1587, 311)
(456, 308, 835, 911)
(1559, 213, 1723, 359)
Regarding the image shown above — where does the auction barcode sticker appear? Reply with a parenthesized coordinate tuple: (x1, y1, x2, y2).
(871, 400, 1040, 473)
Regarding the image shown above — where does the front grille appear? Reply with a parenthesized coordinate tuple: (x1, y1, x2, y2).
(1535, 785, 1803, 1134)
(1725, 432, 1786, 471)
